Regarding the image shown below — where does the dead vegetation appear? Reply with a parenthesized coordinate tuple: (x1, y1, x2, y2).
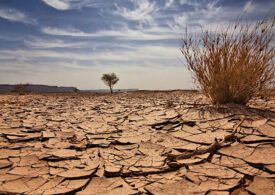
(181, 16, 275, 105)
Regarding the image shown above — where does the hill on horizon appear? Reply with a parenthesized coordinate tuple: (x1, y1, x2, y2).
(0, 84, 139, 93)
(0, 84, 78, 93)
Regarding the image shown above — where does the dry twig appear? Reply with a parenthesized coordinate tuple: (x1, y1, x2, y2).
(166, 117, 246, 162)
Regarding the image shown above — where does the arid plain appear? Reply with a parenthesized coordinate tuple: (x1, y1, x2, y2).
(0, 91, 274, 194)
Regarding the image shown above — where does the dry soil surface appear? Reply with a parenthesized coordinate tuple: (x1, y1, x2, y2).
(0, 91, 274, 195)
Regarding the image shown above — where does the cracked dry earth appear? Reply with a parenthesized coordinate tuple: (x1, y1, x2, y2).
(0, 91, 274, 195)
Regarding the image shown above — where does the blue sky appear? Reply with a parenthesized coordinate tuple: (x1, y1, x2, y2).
(0, 0, 274, 90)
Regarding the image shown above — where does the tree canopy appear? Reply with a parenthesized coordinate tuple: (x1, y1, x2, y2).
(101, 73, 119, 93)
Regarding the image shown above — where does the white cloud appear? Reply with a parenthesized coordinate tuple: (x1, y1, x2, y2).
(41, 1, 247, 42)
(0, 8, 36, 24)
(24, 37, 84, 49)
(179, 0, 201, 7)
(114, 0, 158, 23)
(1, 49, 127, 62)
(41, 26, 178, 40)
(41, 0, 112, 10)
(41, 26, 91, 37)
(179, 0, 188, 5)
(165, 0, 174, 8)
(174, 14, 188, 27)
(0, 44, 181, 62)
(172, 1, 238, 31)
(42, 0, 69, 10)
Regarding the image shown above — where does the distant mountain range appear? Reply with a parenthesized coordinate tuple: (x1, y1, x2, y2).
(0, 84, 78, 93)
(0, 84, 138, 93)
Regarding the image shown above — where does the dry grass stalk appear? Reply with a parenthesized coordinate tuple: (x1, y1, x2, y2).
(181, 16, 275, 105)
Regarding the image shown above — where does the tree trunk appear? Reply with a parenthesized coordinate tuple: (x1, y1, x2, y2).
(110, 86, 113, 93)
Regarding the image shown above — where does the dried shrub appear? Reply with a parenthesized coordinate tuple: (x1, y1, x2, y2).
(181, 16, 275, 105)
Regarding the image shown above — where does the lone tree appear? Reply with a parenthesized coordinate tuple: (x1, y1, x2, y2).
(101, 73, 119, 93)
(181, 16, 275, 105)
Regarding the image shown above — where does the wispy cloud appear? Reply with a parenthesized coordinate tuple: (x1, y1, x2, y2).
(41, 26, 91, 37)
(41, 0, 113, 10)
(24, 37, 84, 49)
(41, 26, 178, 40)
(0, 8, 36, 24)
(41, 1, 257, 43)
(165, 0, 174, 8)
(114, 0, 158, 23)
(0, 44, 181, 62)
(172, 1, 236, 30)
(179, 0, 188, 5)
(42, 0, 69, 10)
